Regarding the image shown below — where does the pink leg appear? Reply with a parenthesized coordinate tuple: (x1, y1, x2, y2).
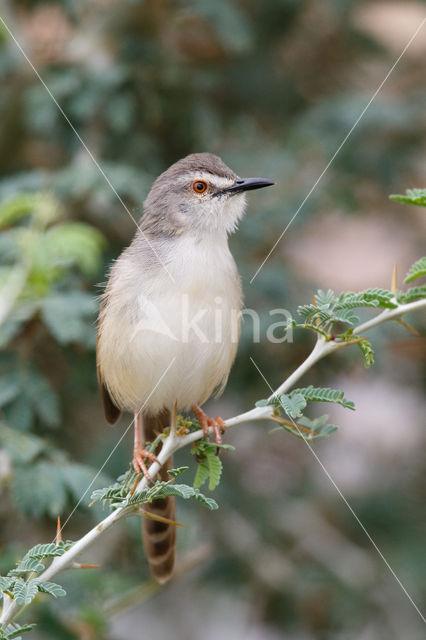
(132, 411, 160, 482)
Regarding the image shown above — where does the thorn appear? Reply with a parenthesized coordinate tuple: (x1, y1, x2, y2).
(56, 516, 62, 544)
(391, 264, 398, 294)
(398, 318, 420, 336)
(270, 416, 315, 435)
(311, 291, 317, 306)
(335, 336, 368, 348)
(72, 563, 101, 569)
(141, 508, 186, 528)
(171, 400, 178, 434)
(129, 472, 142, 497)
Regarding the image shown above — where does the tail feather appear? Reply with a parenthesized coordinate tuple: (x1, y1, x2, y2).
(142, 409, 175, 583)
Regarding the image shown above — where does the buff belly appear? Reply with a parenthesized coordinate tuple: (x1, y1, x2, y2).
(97, 237, 242, 415)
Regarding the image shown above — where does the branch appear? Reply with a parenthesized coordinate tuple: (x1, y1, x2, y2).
(1, 296, 425, 628)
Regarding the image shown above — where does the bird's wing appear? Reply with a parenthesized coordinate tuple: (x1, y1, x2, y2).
(96, 297, 121, 425)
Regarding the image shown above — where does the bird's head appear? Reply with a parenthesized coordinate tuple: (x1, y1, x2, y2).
(141, 152, 274, 237)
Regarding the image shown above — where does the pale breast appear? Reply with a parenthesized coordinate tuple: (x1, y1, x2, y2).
(97, 234, 242, 415)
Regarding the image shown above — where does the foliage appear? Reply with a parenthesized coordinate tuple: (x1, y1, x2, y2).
(297, 287, 396, 333)
(190, 440, 235, 491)
(90, 466, 218, 511)
(0, 622, 36, 640)
(0, 190, 109, 524)
(389, 188, 426, 207)
(404, 257, 426, 284)
(0, 541, 72, 630)
(0, 192, 104, 348)
(256, 385, 353, 440)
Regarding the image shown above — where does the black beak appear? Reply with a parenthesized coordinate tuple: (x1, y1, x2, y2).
(223, 177, 275, 195)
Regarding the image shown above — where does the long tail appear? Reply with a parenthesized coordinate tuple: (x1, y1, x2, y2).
(142, 409, 176, 583)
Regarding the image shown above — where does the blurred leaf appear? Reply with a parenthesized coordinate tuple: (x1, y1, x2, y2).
(389, 188, 426, 207)
(61, 462, 111, 507)
(0, 423, 46, 464)
(11, 461, 67, 518)
(404, 257, 426, 284)
(40, 291, 98, 347)
(0, 622, 36, 639)
(397, 285, 426, 304)
(41, 223, 105, 276)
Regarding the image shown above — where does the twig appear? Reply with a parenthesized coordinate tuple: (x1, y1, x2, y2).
(1, 296, 425, 627)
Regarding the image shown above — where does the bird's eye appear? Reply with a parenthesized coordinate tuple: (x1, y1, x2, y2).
(192, 180, 208, 194)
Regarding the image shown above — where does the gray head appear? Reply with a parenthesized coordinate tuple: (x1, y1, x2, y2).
(140, 152, 274, 237)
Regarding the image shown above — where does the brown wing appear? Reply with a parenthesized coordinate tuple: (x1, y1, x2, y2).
(96, 297, 121, 425)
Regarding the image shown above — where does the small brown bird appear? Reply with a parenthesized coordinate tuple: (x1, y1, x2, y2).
(96, 153, 274, 582)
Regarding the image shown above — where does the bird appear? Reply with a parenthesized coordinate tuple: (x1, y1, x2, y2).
(96, 152, 274, 583)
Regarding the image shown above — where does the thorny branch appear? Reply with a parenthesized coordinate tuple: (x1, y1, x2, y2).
(1, 295, 425, 627)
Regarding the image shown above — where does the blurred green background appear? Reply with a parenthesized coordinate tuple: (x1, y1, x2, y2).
(0, 1, 425, 638)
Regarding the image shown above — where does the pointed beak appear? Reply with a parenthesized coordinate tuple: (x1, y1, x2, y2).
(224, 177, 275, 195)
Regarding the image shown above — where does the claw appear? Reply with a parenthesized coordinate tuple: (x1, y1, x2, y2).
(192, 405, 226, 447)
(132, 447, 160, 483)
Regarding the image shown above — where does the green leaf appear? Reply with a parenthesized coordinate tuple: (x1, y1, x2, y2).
(127, 482, 218, 510)
(279, 393, 307, 418)
(12, 578, 39, 605)
(358, 338, 375, 368)
(1, 623, 36, 639)
(25, 542, 67, 560)
(315, 289, 337, 306)
(193, 459, 209, 489)
(397, 285, 426, 304)
(404, 257, 426, 283)
(167, 466, 189, 479)
(207, 453, 222, 491)
(37, 581, 66, 598)
(193, 490, 218, 510)
(9, 558, 44, 576)
(291, 386, 355, 410)
(336, 288, 396, 309)
(0, 576, 14, 591)
(147, 483, 195, 501)
(389, 188, 426, 207)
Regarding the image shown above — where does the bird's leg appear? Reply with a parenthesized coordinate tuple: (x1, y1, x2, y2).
(132, 410, 160, 482)
(191, 405, 226, 446)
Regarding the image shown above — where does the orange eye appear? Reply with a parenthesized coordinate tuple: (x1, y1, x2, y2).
(192, 180, 208, 194)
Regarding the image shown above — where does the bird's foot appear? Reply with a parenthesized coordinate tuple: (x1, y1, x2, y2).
(191, 405, 226, 446)
(132, 446, 160, 483)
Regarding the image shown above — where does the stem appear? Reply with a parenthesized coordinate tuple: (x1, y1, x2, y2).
(1, 296, 425, 627)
